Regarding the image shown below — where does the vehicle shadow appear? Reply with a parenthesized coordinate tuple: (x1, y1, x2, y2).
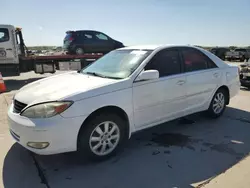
(4, 77, 44, 92)
(2, 144, 45, 188)
(241, 87, 250, 91)
(2, 106, 245, 188)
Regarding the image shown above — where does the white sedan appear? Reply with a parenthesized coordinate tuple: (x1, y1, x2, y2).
(8, 45, 240, 160)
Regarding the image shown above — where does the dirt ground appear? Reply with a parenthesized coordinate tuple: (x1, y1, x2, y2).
(1, 69, 250, 188)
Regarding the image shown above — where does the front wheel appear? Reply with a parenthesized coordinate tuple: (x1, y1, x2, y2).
(207, 89, 227, 118)
(78, 113, 127, 161)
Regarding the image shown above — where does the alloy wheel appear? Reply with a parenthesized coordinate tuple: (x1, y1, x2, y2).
(212, 92, 225, 114)
(89, 121, 120, 156)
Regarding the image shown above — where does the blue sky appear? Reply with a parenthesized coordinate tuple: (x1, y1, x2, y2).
(1, 0, 250, 46)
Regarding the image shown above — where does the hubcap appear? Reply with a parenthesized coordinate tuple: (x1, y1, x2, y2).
(89, 121, 120, 156)
(213, 92, 225, 114)
(76, 48, 84, 55)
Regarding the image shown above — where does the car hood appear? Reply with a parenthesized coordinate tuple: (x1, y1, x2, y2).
(14, 72, 120, 105)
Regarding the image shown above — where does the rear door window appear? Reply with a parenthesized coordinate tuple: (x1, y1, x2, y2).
(84, 34, 93, 39)
(181, 48, 217, 72)
(0, 28, 9, 43)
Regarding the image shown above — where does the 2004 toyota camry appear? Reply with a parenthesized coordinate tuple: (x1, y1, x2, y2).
(8, 45, 240, 160)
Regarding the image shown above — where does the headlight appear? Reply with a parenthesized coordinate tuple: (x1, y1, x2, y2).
(21, 101, 73, 118)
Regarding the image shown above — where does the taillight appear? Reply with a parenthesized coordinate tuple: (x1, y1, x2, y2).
(68, 37, 73, 41)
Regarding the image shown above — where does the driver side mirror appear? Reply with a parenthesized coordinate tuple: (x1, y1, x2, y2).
(135, 70, 159, 82)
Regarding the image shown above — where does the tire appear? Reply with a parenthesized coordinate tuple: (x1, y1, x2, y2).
(240, 56, 245, 62)
(78, 113, 127, 161)
(207, 88, 228, 118)
(75, 47, 84, 55)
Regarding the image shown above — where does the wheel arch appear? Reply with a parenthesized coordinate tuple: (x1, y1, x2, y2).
(217, 85, 230, 105)
(77, 105, 130, 147)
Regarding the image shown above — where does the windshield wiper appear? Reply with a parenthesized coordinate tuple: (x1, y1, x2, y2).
(84, 72, 121, 79)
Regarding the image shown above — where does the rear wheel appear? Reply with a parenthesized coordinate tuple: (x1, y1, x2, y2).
(78, 113, 127, 161)
(207, 89, 228, 118)
(75, 47, 84, 55)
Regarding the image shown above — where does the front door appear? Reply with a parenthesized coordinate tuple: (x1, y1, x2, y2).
(93, 32, 114, 53)
(133, 49, 187, 128)
(0, 27, 17, 64)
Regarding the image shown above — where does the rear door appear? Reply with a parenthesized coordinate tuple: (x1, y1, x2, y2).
(180, 47, 220, 114)
(81, 32, 100, 53)
(0, 27, 18, 64)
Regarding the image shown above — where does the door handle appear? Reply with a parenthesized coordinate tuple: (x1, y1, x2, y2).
(213, 73, 219, 78)
(6, 48, 12, 51)
(177, 80, 186, 85)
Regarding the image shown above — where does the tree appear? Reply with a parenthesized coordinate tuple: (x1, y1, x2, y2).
(229, 46, 237, 50)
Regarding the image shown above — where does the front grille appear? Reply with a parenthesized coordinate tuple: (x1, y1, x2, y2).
(13, 100, 27, 113)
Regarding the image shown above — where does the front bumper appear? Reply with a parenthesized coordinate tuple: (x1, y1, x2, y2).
(8, 102, 86, 155)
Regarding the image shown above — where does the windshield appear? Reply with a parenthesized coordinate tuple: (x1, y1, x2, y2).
(81, 49, 152, 79)
(0, 28, 9, 43)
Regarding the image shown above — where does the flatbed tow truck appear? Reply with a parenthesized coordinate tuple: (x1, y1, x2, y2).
(0, 25, 103, 76)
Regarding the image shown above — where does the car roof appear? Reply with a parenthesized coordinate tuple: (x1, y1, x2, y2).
(75, 30, 102, 33)
(118, 44, 229, 68)
(66, 30, 104, 34)
(119, 44, 198, 51)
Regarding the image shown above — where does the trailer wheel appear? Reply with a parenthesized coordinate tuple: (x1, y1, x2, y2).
(75, 48, 84, 55)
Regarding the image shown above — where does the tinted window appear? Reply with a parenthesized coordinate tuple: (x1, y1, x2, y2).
(145, 49, 181, 77)
(96, 33, 108, 40)
(0, 28, 9, 43)
(181, 48, 217, 72)
(84, 34, 93, 39)
(235, 48, 247, 52)
(65, 33, 72, 39)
